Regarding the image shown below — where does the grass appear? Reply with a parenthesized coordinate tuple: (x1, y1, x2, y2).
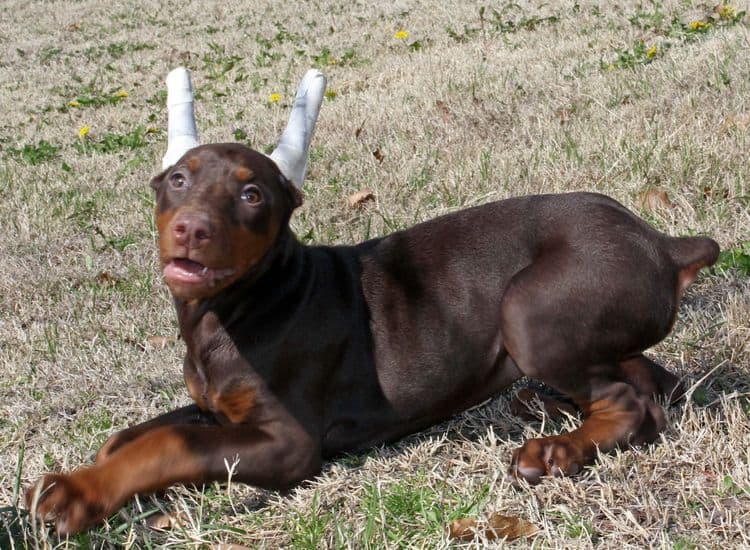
(6, 141, 61, 166)
(0, 0, 749, 547)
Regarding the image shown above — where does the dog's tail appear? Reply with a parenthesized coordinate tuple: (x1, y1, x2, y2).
(667, 236, 720, 295)
(269, 69, 327, 188)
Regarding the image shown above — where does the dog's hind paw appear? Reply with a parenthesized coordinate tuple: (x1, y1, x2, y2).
(508, 436, 584, 485)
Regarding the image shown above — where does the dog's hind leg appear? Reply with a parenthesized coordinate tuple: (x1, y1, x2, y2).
(499, 253, 672, 484)
(507, 377, 666, 483)
(510, 355, 682, 423)
(618, 354, 684, 404)
(510, 387, 578, 421)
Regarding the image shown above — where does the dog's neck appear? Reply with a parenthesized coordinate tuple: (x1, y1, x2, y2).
(173, 226, 309, 343)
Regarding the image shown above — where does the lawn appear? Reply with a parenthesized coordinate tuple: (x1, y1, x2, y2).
(0, 0, 748, 547)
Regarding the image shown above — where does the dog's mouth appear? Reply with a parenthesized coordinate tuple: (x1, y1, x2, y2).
(163, 258, 237, 288)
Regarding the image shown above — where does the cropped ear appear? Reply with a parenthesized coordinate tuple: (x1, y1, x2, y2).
(150, 168, 168, 191)
(279, 173, 303, 210)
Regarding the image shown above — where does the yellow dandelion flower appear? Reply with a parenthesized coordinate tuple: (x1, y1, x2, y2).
(78, 125, 91, 138)
(268, 93, 282, 103)
(394, 30, 409, 40)
(689, 20, 708, 31)
(114, 90, 129, 98)
(718, 5, 735, 19)
(68, 100, 80, 108)
(645, 45, 658, 58)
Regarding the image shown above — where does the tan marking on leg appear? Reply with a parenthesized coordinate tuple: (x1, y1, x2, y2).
(26, 426, 202, 534)
(510, 383, 665, 483)
(212, 383, 257, 423)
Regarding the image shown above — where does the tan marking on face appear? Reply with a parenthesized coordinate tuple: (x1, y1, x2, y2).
(186, 156, 201, 173)
(235, 166, 254, 182)
(224, 220, 279, 277)
(156, 207, 176, 238)
(155, 208, 178, 259)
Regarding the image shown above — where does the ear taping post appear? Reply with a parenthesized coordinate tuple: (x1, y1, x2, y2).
(160, 67, 326, 187)
(162, 68, 200, 169)
(269, 69, 327, 188)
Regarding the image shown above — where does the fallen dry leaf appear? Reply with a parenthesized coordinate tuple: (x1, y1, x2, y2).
(719, 112, 750, 133)
(347, 189, 375, 208)
(449, 513, 539, 542)
(146, 512, 176, 530)
(355, 119, 366, 138)
(67, 22, 81, 32)
(372, 148, 385, 163)
(435, 99, 454, 122)
(702, 185, 729, 200)
(637, 189, 672, 212)
(147, 510, 191, 530)
(95, 271, 121, 285)
(555, 107, 574, 123)
(146, 335, 177, 348)
(486, 513, 539, 540)
(449, 517, 479, 540)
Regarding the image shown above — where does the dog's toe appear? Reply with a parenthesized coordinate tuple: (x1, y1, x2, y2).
(509, 436, 584, 484)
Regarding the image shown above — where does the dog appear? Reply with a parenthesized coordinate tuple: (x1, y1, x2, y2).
(25, 143, 719, 534)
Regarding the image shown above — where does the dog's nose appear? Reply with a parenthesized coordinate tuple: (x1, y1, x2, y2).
(173, 213, 214, 249)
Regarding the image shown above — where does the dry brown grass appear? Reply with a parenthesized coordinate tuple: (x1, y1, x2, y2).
(1, 0, 749, 547)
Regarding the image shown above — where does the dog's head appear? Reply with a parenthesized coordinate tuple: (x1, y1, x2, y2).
(150, 144, 302, 301)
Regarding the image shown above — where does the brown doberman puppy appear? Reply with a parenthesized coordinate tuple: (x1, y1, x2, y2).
(26, 143, 719, 534)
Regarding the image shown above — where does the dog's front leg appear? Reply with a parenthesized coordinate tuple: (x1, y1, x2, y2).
(95, 404, 218, 463)
(26, 422, 320, 535)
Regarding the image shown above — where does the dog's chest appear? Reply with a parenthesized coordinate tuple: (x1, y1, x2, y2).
(183, 316, 259, 424)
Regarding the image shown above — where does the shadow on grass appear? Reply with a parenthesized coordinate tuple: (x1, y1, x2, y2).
(0, 505, 29, 550)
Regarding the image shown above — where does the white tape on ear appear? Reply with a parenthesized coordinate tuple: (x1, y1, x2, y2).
(269, 69, 327, 188)
(162, 67, 200, 169)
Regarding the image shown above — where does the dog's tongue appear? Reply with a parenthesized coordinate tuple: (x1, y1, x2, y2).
(166, 258, 206, 280)
(163, 258, 236, 287)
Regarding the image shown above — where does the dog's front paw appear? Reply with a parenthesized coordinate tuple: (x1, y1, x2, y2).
(508, 436, 584, 485)
(25, 470, 113, 535)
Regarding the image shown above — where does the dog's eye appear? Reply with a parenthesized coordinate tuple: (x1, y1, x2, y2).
(170, 173, 186, 189)
(241, 185, 262, 205)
